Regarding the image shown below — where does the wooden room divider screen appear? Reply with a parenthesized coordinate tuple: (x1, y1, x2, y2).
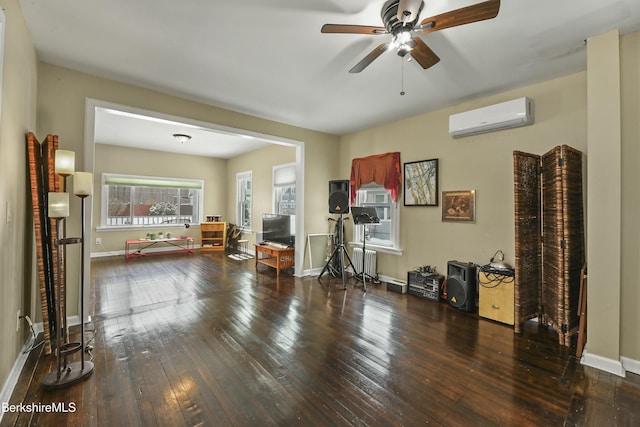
(513, 145, 585, 346)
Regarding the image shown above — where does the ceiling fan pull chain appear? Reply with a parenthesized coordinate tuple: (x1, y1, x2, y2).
(400, 58, 406, 96)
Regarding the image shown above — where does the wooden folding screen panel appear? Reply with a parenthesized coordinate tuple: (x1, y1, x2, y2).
(27, 132, 62, 354)
(541, 145, 585, 345)
(513, 151, 542, 333)
(513, 145, 585, 346)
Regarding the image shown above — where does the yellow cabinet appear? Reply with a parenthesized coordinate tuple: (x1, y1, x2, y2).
(200, 222, 227, 252)
(478, 271, 514, 325)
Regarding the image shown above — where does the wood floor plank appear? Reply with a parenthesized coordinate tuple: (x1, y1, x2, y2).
(2, 252, 639, 426)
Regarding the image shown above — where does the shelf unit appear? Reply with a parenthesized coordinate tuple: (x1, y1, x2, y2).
(200, 222, 227, 252)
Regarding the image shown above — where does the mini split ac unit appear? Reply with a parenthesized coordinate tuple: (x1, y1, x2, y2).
(448, 97, 534, 138)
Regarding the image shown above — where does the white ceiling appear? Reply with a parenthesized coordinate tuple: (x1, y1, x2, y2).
(19, 0, 640, 157)
(93, 107, 277, 159)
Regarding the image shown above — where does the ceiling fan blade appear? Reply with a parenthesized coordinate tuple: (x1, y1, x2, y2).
(418, 0, 500, 34)
(321, 24, 387, 35)
(397, 0, 423, 24)
(349, 43, 391, 73)
(410, 38, 440, 69)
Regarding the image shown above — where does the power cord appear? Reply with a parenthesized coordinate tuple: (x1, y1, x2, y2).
(20, 315, 45, 354)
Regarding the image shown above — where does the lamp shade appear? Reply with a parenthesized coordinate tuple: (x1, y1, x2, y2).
(73, 172, 93, 196)
(55, 150, 75, 176)
(48, 192, 69, 218)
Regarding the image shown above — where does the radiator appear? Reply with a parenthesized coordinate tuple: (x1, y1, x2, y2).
(353, 247, 377, 277)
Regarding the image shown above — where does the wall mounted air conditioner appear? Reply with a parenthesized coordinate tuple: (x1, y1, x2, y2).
(449, 97, 534, 138)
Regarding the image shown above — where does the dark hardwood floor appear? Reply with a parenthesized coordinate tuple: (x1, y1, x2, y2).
(2, 252, 639, 426)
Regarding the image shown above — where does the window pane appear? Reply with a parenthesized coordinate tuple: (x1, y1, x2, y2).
(276, 184, 296, 215)
(107, 185, 131, 225)
(237, 172, 252, 229)
(355, 184, 396, 247)
(103, 174, 201, 227)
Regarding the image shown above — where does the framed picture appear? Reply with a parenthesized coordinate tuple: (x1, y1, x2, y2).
(403, 159, 439, 206)
(442, 190, 476, 223)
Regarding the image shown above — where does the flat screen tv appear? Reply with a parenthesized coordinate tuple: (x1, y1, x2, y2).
(262, 214, 295, 247)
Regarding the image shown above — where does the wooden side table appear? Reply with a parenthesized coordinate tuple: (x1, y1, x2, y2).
(255, 244, 294, 277)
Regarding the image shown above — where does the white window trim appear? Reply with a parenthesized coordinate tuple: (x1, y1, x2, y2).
(98, 172, 204, 231)
(236, 170, 252, 231)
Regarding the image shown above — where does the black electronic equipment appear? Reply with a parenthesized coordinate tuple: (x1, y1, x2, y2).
(329, 180, 349, 214)
(262, 214, 295, 247)
(446, 261, 477, 312)
(407, 271, 444, 302)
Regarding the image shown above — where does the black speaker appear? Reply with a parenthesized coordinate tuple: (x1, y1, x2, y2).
(329, 180, 349, 214)
(446, 261, 477, 313)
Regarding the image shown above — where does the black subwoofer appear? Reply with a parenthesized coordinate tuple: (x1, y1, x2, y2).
(446, 261, 477, 313)
(329, 180, 350, 214)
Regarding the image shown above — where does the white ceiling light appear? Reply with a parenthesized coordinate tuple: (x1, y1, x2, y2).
(173, 133, 192, 144)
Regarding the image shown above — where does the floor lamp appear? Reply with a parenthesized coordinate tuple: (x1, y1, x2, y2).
(42, 150, 94, 389)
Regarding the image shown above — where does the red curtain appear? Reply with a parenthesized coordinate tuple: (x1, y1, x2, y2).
(350, 152, 401, 203)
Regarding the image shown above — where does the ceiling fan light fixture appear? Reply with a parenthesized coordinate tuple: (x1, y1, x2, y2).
(173, 133, 192, 144)
(391, 30, 413, 52)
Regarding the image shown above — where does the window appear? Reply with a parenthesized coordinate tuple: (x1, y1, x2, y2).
(236, 171, 252, 229)
(273, 163, 296, 215)
(102, 173, 202, 227)
(353, 183, 399, 249)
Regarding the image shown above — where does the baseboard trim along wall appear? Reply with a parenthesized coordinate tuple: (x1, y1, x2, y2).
(0, 335, 37, 424)
(0, 316, 80, 424)
(622, 356, 640, 376)
(581, 350, 627, 377)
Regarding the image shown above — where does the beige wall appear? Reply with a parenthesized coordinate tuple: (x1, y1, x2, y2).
(620, 31, 640, 361)
(92, 144, 226, 253)
(36, 61, 340, 318)
(0, 0, 38, 397)
(225, 143, 296, 246)
(340, 72, 587, 280)
(586, 30, 622, 364)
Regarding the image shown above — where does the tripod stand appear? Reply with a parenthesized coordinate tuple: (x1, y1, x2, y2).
(319, 214, 356, 289)
(351, 207, 380, 292)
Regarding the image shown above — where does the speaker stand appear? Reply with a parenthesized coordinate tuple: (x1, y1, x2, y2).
(318, 214, 356, 289)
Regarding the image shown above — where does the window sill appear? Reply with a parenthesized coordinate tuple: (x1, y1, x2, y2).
(347, 241, 403, 256)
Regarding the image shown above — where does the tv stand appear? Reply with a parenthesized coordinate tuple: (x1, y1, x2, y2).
(255, 243, 294, 277)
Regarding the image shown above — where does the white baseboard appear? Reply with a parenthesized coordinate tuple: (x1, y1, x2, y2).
(91, 249, 125, 258)
(0, 315, 84, 424)
(0, 334, 37, 424)
(622, 356, 640, 376)
(581, 349, 626, 377)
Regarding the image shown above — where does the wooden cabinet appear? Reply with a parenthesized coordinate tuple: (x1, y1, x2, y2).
(200, 222, 227, 251)
(478, 271, 515, 325)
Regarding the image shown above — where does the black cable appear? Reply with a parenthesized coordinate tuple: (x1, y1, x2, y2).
(478, 263, 514, 288)
(20, 316, 45, 354)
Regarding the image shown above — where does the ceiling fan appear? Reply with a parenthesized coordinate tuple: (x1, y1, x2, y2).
(321, 0, 501, 73)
